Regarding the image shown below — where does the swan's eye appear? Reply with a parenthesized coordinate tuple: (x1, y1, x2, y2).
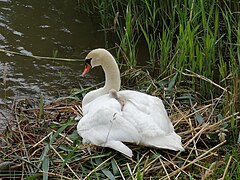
(81, 59, 92, 77)
(85, 58, 92, 66)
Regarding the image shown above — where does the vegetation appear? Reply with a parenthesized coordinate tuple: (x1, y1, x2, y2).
(89, 0, 239, 100)
(1, 0, 239, 179)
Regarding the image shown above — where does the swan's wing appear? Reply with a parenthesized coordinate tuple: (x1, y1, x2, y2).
(82, 88, 107, 115)
(119, 90, 184, 151)
(104, 140, 133, 157)
(78, 107, 140, 143)
(143, 134, 184, 151)
(77, 97, 140, 157)
(119, 90, 174, 135)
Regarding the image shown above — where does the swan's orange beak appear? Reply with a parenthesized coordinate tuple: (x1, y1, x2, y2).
(81, 63, 92, 77)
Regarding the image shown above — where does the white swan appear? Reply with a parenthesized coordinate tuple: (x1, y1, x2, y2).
(77, 48, 184, 157)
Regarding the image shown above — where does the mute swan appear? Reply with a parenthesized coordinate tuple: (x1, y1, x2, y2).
(77, 48, 184, 157)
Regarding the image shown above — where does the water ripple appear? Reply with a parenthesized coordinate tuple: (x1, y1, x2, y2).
(0, 0, 106, 122)
(17, 46, 33, 56)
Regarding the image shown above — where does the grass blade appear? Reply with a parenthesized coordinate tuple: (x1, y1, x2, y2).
(166, 72, 178, 91)
(42, 156, 49, 180)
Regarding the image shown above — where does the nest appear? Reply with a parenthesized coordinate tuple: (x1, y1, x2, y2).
(0, 89, 239, 179)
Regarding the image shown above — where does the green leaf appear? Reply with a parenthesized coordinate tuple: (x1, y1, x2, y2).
(42, 156, 49, 180)
(195, 113, 204, 124)
(60, 146, 78, 173)
(59, 144, 74, 152)
(157, 79, 168, 88)
(217, 114, 224, 121)
(37, 144, 50, 169)
(13, 155, 38, 169)
(136, 166, 144, 180)
(176, 95, 195, 100)
(38, 120, 76, 170)
(111, 159, 119, 175)
(166, 72, 178, 91)
(101, 168, 115, 180)
(217, 114, 228, 128)
(50, 120, 75, 144)
(68, 130, 80, 141)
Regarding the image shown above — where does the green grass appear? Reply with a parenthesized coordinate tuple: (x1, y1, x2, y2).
(84, 0, 239, 99)
(79, 0, 240, 178)
(0, 65, 239, 179)
(86, 0, 239, 113)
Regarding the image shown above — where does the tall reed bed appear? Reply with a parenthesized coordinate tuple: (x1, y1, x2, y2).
(82, 0, 239, 114)
(79, 0, 239, 178)
(84, 0, 239, 99)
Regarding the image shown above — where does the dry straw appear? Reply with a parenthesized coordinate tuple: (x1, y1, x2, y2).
(0, 81, 239, 179)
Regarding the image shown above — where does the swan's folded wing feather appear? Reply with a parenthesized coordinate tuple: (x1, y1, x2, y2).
(150, 96, 175, 133)
(120, 90, 174, 136)
(143, 134, 184, 151)
(78, 111, 140, 143)
(103, 140, 133, 157)
(77, 98, 140, 150)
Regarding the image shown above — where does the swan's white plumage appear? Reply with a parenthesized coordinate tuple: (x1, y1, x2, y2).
(77, 48, 184, 157)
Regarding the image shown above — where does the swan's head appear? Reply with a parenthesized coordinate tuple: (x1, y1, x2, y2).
(81, 48, 113, 76)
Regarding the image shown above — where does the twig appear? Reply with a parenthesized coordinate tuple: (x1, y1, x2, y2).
(113, 159, 126, 180)
(182, 69, 231, 94)
(159, 157, 170, 180)
(33, 132, 53, 148)
(183, 123, 209, 148)
(188, 118, 198, 156)
(132, 151, 149, 174)
(161, 140, 227, 179)
(173, 103, 212, 127)
(14, 101, 33, 174)
(83, 155, 115, 180)
(127, 163, 134, 180)
(50, 145, 81, 180)
(149, 151, 189, 177)
(52, 129, 73, 144)
(0, 48, 82, 62)
(73, 105, 83, 116)
(169, 152, 211, 171)
(172, 103, 189, 127)
(39, 170, 73, 180)
(221, 155, 233, 180)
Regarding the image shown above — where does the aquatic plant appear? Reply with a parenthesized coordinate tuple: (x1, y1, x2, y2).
(78, 0, 240, 178)
(84, 0, 239, 99)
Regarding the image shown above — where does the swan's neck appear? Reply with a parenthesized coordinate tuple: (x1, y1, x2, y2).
(82, 56, 121, 107)
(102, 59, 121, 92)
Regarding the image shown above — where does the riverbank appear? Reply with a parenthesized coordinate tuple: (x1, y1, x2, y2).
(1, 0, 240, 178)
(1, 69, 239, 179)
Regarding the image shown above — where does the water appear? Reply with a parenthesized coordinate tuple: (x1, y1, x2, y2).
(0, 0, 108, 126)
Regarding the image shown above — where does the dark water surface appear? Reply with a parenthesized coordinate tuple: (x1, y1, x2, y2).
(0, 0, 107, 126)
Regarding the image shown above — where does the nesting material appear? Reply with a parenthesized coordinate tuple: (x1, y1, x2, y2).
(0, 88, 238, 179)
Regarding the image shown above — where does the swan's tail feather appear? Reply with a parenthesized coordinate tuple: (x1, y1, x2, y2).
(104, 140, 133, 157)
(143, 133, 184, 151)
